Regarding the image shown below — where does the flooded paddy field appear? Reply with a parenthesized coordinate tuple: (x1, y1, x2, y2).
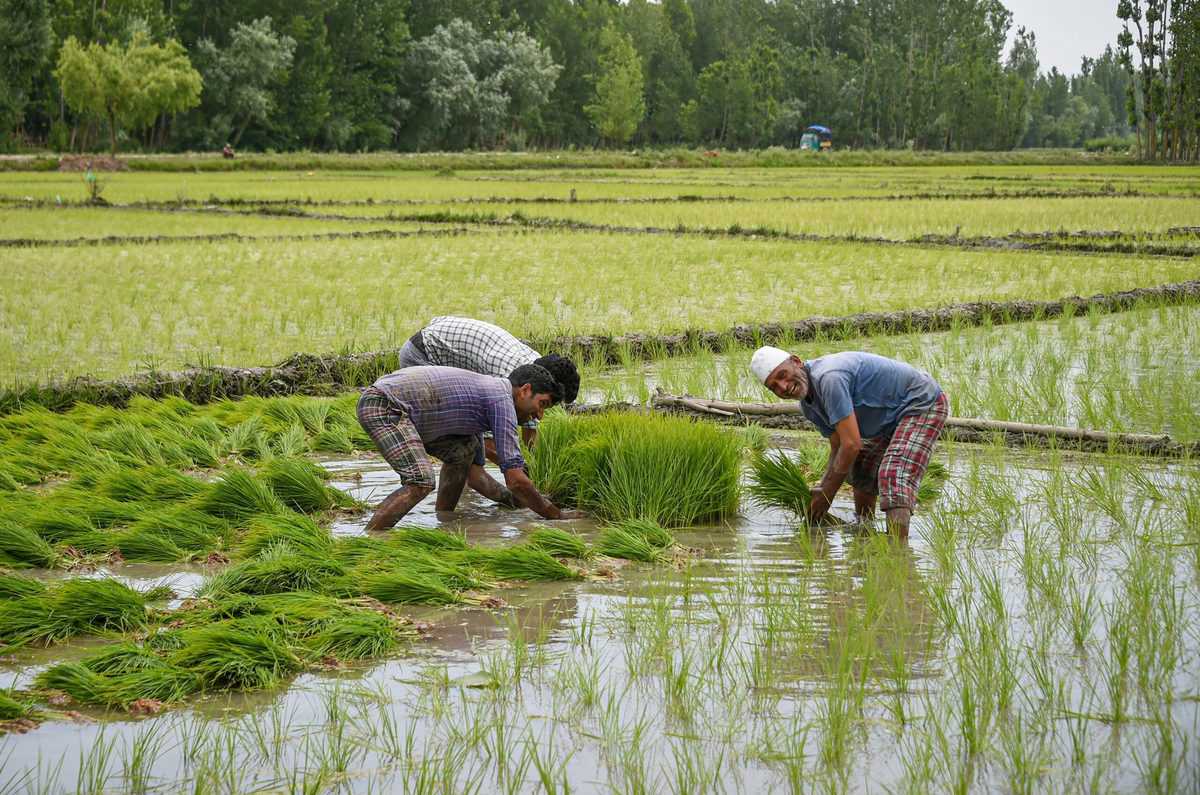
(1, 158, 1198, 793)
(1, 443, 1197, 793)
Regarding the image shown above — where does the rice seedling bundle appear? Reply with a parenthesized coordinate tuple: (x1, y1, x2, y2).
(337, 541, 490, 592)
(917, 460, 949, 503)
(113, 528, 189, 562)
(596, 519, 675, 562)
(82, 643, 168, 675)
(306, 611, 400, 660)
(94, 465, 209, 503)
(312, 425, 355, 455)
(527, 411, 742, 527)
(195, 469, 286, 520)
(464, 546, 582, 581)
(0, 578, 147, 648)
(238, 513, 334, 559)
(362, 570, 463, 605)
(391, 526, 468, 551)
(0, 520, 58, 567)
(273, 423, 310, 457)
(528, 527, 592, 559)
(40, 491, 144, 528)
(748, 450, 815, 516)
(201, 543, 347, 597)
(37, 655, 201, 706)
(126, 507, 225, 552)
(261, 457, 356, 513)
(171, 623, 303, 691)
(0, 691, 32, 719)
(0, 572, 46, 600)
(34, 662, 110, 704)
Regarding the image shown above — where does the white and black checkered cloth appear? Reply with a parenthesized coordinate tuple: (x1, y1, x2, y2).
(418, 316, 540, 379)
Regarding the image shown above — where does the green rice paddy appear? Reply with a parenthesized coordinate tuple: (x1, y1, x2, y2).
(0, 155, 1197, 792)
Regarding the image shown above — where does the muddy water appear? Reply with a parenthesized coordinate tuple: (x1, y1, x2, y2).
(1, 446, 1198, 793)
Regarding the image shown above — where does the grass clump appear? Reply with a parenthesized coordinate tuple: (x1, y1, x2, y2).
(528, 527, 592, 559)
(527, 411, 742, 527)
(238, 513, 334, 559)
(362, 570, 463, 605)
(748, 449, 815, 516)
(307, 610, 401, 660)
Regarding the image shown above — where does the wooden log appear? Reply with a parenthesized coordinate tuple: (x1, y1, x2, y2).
(649, 390, 1196, 458)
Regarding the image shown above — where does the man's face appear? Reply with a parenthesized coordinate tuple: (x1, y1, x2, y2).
(514, 383, 555, 423)
(764, 356, 808, 400)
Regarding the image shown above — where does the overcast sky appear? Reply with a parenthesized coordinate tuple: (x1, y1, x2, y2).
(1003, 0, 1124, 75)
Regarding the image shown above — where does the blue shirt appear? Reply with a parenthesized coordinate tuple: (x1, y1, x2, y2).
(800, 352, 942, 440)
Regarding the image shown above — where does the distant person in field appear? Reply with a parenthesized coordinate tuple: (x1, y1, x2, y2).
(222, 143, 235, 159)
(751, 347, 948, 538)
(357, 363, 581, 530)
(400, 315, 580, 459)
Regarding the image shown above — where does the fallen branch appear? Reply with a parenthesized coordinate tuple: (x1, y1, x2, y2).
(650, 391, 1197, 458)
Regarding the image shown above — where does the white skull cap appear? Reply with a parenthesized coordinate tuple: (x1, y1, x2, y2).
(750, 346, 792, 384)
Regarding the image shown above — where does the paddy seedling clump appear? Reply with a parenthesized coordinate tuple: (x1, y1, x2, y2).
(528, 410, 742, 526)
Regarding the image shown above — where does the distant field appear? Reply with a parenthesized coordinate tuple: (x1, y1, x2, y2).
(1, 158, 1197, 387)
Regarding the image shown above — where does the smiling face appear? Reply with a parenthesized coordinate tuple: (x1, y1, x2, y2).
(763, 355, 809, 400)
(512, 383, 555, 424)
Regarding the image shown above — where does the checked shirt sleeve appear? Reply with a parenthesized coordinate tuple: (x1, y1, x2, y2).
(485, 395, 526, 473)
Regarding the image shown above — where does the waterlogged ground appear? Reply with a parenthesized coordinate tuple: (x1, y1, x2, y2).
(2, 442, 1197, 793)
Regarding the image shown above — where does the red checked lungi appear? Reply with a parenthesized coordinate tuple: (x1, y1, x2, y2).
(848, 392, 949, 511)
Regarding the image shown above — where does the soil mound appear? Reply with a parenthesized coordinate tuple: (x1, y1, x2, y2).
(57, 155, 128, 173)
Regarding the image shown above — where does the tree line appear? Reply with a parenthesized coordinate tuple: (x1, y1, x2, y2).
(0, 0, 1192, 158)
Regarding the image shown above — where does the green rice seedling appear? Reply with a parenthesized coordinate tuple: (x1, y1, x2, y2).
(391, 526, 469, 551)
(171, 622, 303, 691)
(52, 578, 150, 634)
(195, 469, 286, 521)
(261, 457, 356, 512)
(307, 611, 401, 660)
(35, 662, 110, 704)
(748, 450, 814, 516)
(125, 507, 225, 552)
(113, 528, 189, 562)
(0, 572, 46, 599)
(238, 513, 334, 559)
(596, 525, 666, 563)
(528, 527, 592, 559)
(0, 690, 34, 720)
(94, 465, 209, 503)
(103, 666, 202, 705)
(272, 423, 310, 457)
(0, 520, 59, 567)
(917, 460, 949, 504)
(527, 411, 742, 526)
(611, 518, 674, 549)
(201, 543, 347, 597)
(738, 424, 771, 454)
(295, 401, 332, 435)
(465, 546, 582, 581)
(16, 504, 97, 543)
(339, 541, 490, 593)
(312, 425, 355, 455)
(81, 643, 169, 675)
(40, 491, 144, 528)
(362, 570, 463, 605)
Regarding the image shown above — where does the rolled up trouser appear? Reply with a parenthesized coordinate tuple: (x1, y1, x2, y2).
(847, 392, 950, 511)
(357, 388, 480, 489)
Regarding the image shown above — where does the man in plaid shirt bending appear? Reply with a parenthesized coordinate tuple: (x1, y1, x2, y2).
(400, 316, 580, 458)
(751, 347, 948, 538)
(357, 363, 582, 530)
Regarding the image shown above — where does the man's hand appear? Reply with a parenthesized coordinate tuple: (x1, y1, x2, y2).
(503, 466, 567, 520)
(807, 485, 833, 524)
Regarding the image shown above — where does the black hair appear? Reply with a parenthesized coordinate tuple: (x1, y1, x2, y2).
(509, 363, 563, 404)
(533, 354, 580, 404)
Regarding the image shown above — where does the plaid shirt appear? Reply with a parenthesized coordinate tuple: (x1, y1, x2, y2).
(371, 366, 525, 472)
(419, 316, 539, 379)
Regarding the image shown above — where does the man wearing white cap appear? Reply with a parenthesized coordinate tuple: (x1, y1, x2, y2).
(750, 347, 948, 538)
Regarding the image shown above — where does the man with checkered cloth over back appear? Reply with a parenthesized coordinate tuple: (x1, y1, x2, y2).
(400, 316, 580, 458)
(751, 347, 948, 538)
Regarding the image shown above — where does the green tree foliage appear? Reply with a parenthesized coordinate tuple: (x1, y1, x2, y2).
(398, 19, 560, 150)
(192, 18, 296, 148)
(55, 32, 202, 154)
(0, 0, 53, 149)
(585, 23, 645, 145)
(6, 0, 1180, 153)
